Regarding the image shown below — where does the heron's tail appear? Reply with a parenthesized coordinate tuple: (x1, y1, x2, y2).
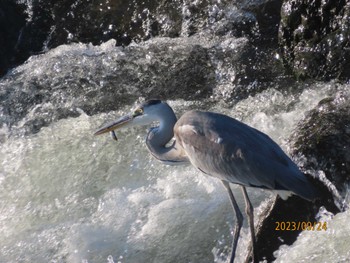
(275, 166, 321, 202)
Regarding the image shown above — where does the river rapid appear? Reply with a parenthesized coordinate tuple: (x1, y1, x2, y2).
(1, 0, 350, 262)
(1, 43, 349, 261)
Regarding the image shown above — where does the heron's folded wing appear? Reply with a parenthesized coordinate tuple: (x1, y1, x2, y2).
(176, 118, 318, 200)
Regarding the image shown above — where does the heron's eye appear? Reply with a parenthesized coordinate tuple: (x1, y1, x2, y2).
(133, 108, 143, 117)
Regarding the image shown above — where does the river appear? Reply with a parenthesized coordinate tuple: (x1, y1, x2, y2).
(1, 0, 349, 262)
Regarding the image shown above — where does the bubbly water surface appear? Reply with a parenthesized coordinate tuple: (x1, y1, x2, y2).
(1, 74, 349, 262)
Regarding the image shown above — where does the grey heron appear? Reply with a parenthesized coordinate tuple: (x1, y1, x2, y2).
(94, 99, 320, 263)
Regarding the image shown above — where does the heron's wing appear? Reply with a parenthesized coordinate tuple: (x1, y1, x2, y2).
(175, 111, 318, 200)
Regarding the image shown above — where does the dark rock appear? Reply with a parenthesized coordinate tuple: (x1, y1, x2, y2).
(1, 0, 285, 76)
(279, 0, 350, 80)
(0, 38, 217, 135)
(240, 0, 284, 45)
(0, 29, 295, 136)
(7, 1, 226, 65)
(0, 1, 26, 75)
(2, 0, 214, 75)
(290, 89, 350, 193)
(253, 87, 350, 262)
(254, 196, 321, 262)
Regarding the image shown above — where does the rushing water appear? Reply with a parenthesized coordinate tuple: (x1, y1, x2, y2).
(1, 41, 349, 263)
(274, 208, 350, 263)
(1, 1, 350, 261)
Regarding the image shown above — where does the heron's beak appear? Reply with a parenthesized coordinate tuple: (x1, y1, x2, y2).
(94, 114, 133, 136)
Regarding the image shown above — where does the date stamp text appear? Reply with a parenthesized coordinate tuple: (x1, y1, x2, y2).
(275, 221, 328, 231)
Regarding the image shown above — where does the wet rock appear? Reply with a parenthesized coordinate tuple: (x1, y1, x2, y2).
(234, 0, 283, 44)
(1, 0, 283, 76)
(290, 90, 350, 193)
(0, 0, 291, 136)
(1, 26, 296, 136)
(0, 38, 217, 135)
(1, 1, 241, 74)
(14, 0, 271, 47)
(279, 0, 350, 80)
(1, 32, 294, 136)
(254, 196, 320, 262)
(254, 87, 350, 262)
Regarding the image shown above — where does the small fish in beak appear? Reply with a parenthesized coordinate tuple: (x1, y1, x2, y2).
(110, 130, 118, 141)
(94, 114, 133, 142)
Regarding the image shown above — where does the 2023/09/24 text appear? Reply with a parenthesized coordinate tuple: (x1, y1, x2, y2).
(275, 221, 328, 231)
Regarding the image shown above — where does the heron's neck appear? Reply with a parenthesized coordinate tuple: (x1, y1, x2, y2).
(146, 108, 188, 165)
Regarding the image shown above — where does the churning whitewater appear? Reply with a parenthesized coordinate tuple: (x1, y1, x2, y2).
(1, 52, 349, 262)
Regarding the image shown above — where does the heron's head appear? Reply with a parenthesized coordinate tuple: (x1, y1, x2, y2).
(94, 100, 172, 136)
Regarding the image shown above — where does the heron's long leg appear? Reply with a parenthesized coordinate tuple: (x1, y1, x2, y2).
(241, 186, 257, 263)
(222, 180, 243, 263)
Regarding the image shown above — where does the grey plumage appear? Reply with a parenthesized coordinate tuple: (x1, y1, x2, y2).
(175, 110, 319, 201)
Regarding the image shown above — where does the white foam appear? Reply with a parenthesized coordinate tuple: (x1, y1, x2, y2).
(274, 208, 350, 263)
(1, 81, 350, 262)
